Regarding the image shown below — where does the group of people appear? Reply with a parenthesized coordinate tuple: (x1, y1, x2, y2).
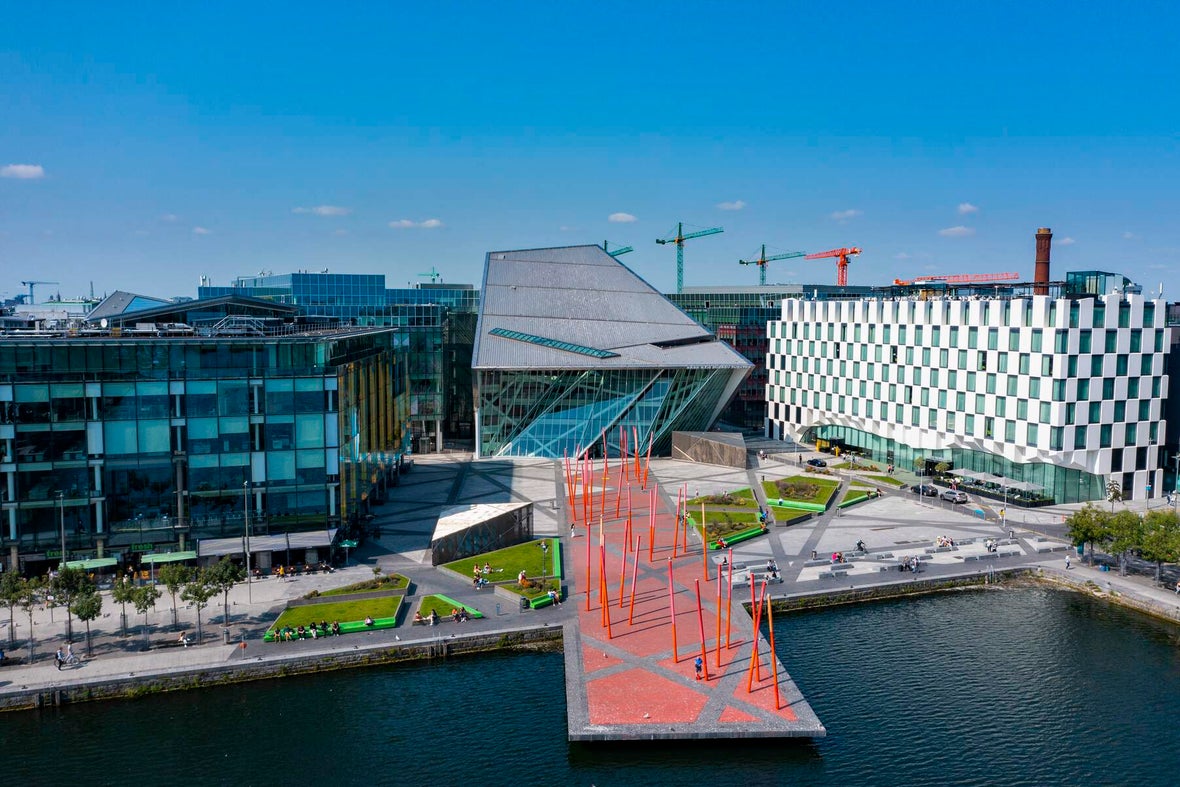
(413, 609, 442, 626)
(273, 620, 342, 641)
(830, 551, 847, 564)
(472, 562, 492, 589)
(902, 556, 921, 573)
(53, 643, 77, 670)
(271, 562, 334, 579)
(984, 539, 1001, 553)
(935, 535, 956, 548)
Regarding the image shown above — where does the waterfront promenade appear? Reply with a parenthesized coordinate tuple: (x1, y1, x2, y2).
(3, 450, 1179, 733)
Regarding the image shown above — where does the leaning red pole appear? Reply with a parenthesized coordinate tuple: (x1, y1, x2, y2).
(694, 579, 709, 681)
(725, 547, 734, 647)
(715, 562, 723, 671)
(667, 559, 678, 661)
(768, 589, 781, 709)
(628, 535, 641, 625)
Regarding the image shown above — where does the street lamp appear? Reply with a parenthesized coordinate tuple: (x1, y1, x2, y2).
(244, 481, 252, 604)
(57, 491, 66, 571)
(539, 540, 549, 583)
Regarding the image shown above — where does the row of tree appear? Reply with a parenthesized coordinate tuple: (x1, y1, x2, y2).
(1066, 505, 1180, 583)
(0, 557, 246, 662)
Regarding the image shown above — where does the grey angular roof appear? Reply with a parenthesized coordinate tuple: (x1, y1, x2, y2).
(87, 290, 172, 322)
(473, 245, 752, 371)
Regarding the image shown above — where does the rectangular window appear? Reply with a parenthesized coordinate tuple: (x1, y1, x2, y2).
(965, 414, 975, 434)
(1125, 424, 1137, 444)
(1050, 427, 1063, 451)
(1042, 356, 1053, 376)
(968, 327, 978, 349)
(1005, 420, 1016, 441)
(997, 354, 1008, 373)
(985, 416, 995, 437)
(915, 326, 924, 344)
(948, 370, 958, 388)
(1030, 329, 1043, 352)
(938, 390, 947, 408)
(1065, 403, 1075, 423)
(1069, 302, 1080, 328)
(956, 392, 966, 411)
(996, 397, 1007, 417)
(947, 412, 956, 431)
(1017, 399, 1028, 419)
(1067, 355, 1078, 376)
(988, 328, 998, 350)
(1040, 402, 1051, 423)
(1093, 303, 1105, 328)
(1139, 400, 1150, 420)
(1019, 354, 1030, 374)
(940, 349, 949, 367)
(1116, 355, 1128, 376)
(1055, 331, 1068, 353)
(958, 349, 968, 368)
(1129, 378, 1140, 398)
(1089, 402, 1101, 423)
(1114, 401, 1126, 421)
(1105, 332, 1117, 353)
(1053, 380, 1066, 401)
(976, 394, 986, 414)
(987, 374, 997, 394)
(1100, 424, 1112, 448)
(932, 326, 941, 344)
(1079, 330, 1092, 353)
(950, 326, 959, 345)
(966, 372, 977, 391)
(1007, 377, 1018, 396)
(1009, 330, 1020, 351)
(1130, 330, 1142, 352)
(1119, 302, 1131, 328)
(1078, 379, 1090, 399)
(1103, 379, 1115, 399)
(1143, 302, 1156, 327)
(1091, 355, 1104, 377)
(1027, 423, 1038, 444)
(1142, 356, 1154, 375)
(1074, 426, 1087, 449)
(1029, 378, 1040, 399)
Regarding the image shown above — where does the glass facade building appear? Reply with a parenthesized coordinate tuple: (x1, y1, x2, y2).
(0, 326, 408, 575)
(474, 246, 751, 459)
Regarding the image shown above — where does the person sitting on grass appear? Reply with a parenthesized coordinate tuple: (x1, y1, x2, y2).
(414, 611, 426, 625)
(363, 615, 375, 627)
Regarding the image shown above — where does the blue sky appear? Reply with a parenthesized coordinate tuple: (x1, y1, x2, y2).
(2, 2, 1178, 300)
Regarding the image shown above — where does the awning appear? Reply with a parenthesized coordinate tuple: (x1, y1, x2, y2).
(65, 557, 118, 571)
(141, 550, 198, 565)
(198, 528, 338, 558)
(1003, 480, 1042, 492)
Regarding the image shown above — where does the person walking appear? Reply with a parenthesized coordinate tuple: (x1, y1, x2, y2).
(55, 647, 64, 671)
(1065, 554, 1071, 570)
(694, 656, 703, 681)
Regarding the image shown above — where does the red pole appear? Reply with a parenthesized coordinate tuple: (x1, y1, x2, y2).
(601, 544, 613, 639)
(715, 562, 723, 672)
(617, 530, 627, 608)
(585, 511, 593, 612)
(599, 459, 607, 519)
(667, 559, 678, 661)
(725, 547, 734, 648)
(701, 501, 709, 582)
(746, 575, 762, 693)
(694, 579, 709, 681)
(620, 426, 627, 481)
(628, 535, 641, 625)
(632, 427, 640, 484)
(648, 487, 655, 563)
(768, 589, 780, 709)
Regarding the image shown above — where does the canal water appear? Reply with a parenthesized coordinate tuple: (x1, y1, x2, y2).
(5, 588, 1178, 786)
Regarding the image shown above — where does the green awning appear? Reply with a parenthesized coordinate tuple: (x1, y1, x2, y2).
(65, 557, 118, 571)
(141, 550, 198, 565)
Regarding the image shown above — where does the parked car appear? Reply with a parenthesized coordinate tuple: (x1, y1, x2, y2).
(941, 489, 969, 504)
(806, 458, 827, 468)
(910, 484, 938, 497)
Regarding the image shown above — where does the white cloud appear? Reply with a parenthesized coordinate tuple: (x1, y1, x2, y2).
(716, 200, 746, 211)
(388, 218, 443, 229)
(830, 209, 862, 221)
(192, 226, 212, 235)
(608, 212, 637, 223)
(293, 205, 352, 216)
(1122, 231, 1138, 240)
(938, 225, 975, 238)
(160, 213, 178, 223)
(894, 252, 911, 260)
(1, 164, 45, 179)
(957, 202, 979, 215)
(1057, 236, 1076, 246)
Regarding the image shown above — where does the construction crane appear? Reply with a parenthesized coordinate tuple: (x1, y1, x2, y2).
(892, 272, 1021, 286)
(417, 267, 442, 284)
(803, 248, 861, 286)
(603, 240, 633, 257)
(21, 280, 58, 305)
(738, 245, 806, 286)
(656, 222, 723, 293)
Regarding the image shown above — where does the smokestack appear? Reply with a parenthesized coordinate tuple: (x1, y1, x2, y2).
(1034, 227, 1052, 295)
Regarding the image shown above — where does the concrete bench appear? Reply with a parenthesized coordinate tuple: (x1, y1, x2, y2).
(996, 547, 1022, 557)
(804, 559, 831, 567)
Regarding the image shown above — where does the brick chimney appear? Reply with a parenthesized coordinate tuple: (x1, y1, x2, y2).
(1034, 227, 1052, 295)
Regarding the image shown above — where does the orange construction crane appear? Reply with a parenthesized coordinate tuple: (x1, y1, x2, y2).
(892, 272, 1020, 286)
(804, 247, 861, 286)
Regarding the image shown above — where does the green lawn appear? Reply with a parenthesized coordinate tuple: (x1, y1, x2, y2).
(272, 596, 401, 630)
(441, 539, 560, 599)
(686, 488, 758, 509)
(863, 474, 905, 487)
(697, 510, 762, 541)
(310, 573, 409, 598)
(761, 476, 840, 505)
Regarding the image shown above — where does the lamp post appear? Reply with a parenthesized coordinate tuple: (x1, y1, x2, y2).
(243, 481, 252, 604)
(539, 540, 549, 583)
(58, 491, 66, 571)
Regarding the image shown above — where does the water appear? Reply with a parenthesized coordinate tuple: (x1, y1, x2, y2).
(5, 588, 1179, 786)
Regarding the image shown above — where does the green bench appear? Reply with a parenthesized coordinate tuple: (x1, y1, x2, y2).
(711, 525, 769, 549)
(528, 590, 563, 609)
(265, 616, 397, 642)
(431, 594, 485, 619)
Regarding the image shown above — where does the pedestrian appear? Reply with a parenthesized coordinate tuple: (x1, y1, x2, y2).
(570, 523, 576, 539)
(1065, 554, 1071, 570)
(55, 647, 64, 671)
(694, 656, 703, 681)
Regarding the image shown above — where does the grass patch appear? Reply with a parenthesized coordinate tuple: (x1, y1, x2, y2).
(687, 488, 758, 508)
(762, 475, 840, 505)
(863, 474, 905, 487)
(441, 538, 560, 600)
(697, 510, 763, 541)
(308, 573, 409, 598)
(273, 596, 401, 630)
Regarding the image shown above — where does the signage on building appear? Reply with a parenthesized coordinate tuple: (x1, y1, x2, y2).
(131, 543, 155, 552)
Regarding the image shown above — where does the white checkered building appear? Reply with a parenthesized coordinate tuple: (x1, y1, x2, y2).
(766, 287, 1171, 505)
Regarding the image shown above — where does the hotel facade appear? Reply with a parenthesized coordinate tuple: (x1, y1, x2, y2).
(765, 281, 1171, 504)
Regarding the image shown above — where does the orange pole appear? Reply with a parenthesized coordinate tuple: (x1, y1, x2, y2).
(667, 559, 678, 661)
(701, 501, 709, 581)
(643, 432, 653, 488)
(617, 531, 627, 608)
(599, 460, 607, 519)
(620, 426, 627, 481)
(746, 575, 762, 693)
(694, 579, 709, 681)
(601, 544, 613, 639)
(768, 590, 780, 709)
(632, 427, 640, 484)
(755, 580, 768, 681)
(585, 511, 593, 612)
(672, 489, 680, 559)
(628, 535, 641, 625)
(648, 487, 655, 563)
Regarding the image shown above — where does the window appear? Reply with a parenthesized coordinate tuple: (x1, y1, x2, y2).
(938, 390, 947, 408)
(988, 328, 998, 350)
(1143, 302, 1155, 327)
(1069, 302, 1080, 328)
(1030, 329, 1043, 352)
(1009, 331, 1021, 351)
(932, 326, 941, 344)
(1005, 420, 1016, 441)
(1042, 356, 1053, 376)
(1050, 427, 1063, 450)
(1118, 302, 1131, 328)
(940, 349, 949, 367)
(1067, 356, 1078, 376)
(967, 372, 977, 391)
(1116, 355, 1128, 376)
(1007, 377, 1018, 396)
(1091, 355, 1104, 377)
(1089, 402, 1101, 423)
(1093, 303, 1105, 328)
(968, 327, 978, 349)
(1105, 332, 1117, 353)
(1074, 426, 1087, 449)
(1139, 400, 1150, 420)
(1128, 378, 1139, 398)
(1017, 399, 1028, 419)
(1114, 401, 1125, 421)
(956, 392, 967, 411)
(1142, 356, 1154, 375)
(985, 416, 995, 437)
(1040, 402, 1051, 423)
(1055, 331, 1068, 353)
(958, 349, 968, 368)
(1077, 379, 1090, 399)
(1125, 424, 1137, 444)
(1027, 424, 1038, 444)
(987, 374, 997, 394)
(1029, 378, 1040, 398)
(997, 354, 1008, 373)
(950, 327, 959, 345)
(996, 397, 1007, 417)
(965, 414, 975, 434)
(1053, 380, 1066, 401)
(1079, 330, 1092, 353)
(915, 326, 924, 344)
(1065, 403, 1075, 423)
(976, 394, 985, 414)
(1100, 424, 1112, 448)
(1130, 330, 1142, 352)
(948, 370, 958, 388)
(1103, 379, 1115, 399)
(947, 412, 957, 431)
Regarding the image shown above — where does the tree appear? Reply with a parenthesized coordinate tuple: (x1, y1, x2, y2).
(1107, 509, 1144, 576)
(912, 456, 926, 476)
(206, 557, 245, 629)
(1107, 480, 1123, 512)
(1140, 509, 1180, 586)
(71, 589, 103, 657)
(0, 570, 23, 646)
(48, 566, 91, 643)
(1066, 504, 1111, 566)
(18, 576, 42, 663)
(935, 461, 951, 477)
(132, 584, 161, 646)
(112, 574, 135, 637)
(181, 569, 217, 645)
(158, 564, 192, 629)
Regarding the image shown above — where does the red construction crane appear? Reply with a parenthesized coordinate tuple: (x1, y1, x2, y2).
(804, 247, 861, 286)
(892, 272, 1020, 286)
